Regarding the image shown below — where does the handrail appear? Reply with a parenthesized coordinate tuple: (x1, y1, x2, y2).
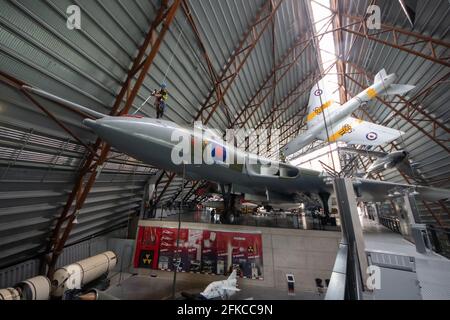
(426, 225, 450, 259)
(325, 241, 348, 300)
(378, 215, 401, 234)
(324, 238, 365, 300)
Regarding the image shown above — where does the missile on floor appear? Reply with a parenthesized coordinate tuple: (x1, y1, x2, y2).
(0, 276, 51, 300)
(51, 251, 117, 298)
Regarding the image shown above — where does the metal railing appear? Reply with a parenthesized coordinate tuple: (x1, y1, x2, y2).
(325, 239, 364, 300)
(378, 215, 401, 234)
(148, 208, 341, 231)
(427, 225, 450, 259)
(324, 242, 348, 300)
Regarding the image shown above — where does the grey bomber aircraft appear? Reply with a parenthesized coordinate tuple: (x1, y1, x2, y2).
(22, 82, 450, 222)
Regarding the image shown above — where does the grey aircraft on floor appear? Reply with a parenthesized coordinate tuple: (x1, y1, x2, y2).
(22, 84, 450, 221)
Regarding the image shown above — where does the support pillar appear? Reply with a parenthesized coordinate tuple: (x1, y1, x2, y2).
(219, 183, 237, 224)
(394, 194, 421, 242)
(333, 178, 368, 299)
(370, 203, 380, 223)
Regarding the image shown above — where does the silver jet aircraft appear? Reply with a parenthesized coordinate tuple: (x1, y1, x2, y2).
(281, 69, 415, 156)
(339, 147, 425, 182)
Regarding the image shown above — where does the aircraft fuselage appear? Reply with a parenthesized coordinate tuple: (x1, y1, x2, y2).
(83, 117, 329, 198)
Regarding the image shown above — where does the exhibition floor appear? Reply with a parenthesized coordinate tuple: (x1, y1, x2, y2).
(106, 273, 323, 300)
(150, 209, 340, 231)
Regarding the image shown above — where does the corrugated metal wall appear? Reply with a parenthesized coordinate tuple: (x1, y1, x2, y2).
(0, 227, 126, 288)
(0, 0, 160, 268)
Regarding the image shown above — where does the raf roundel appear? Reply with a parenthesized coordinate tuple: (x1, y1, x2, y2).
(314, 89, 323, 96)
(366, 132, 378, 141)
(211, 144, 227, 162)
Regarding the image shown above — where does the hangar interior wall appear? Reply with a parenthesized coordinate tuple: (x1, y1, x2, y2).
(0, 228, 130, 288)
(135, 221, 341, 292)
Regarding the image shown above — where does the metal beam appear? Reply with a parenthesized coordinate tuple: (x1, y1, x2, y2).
(0, 72, 99, 159)
(182, 180, 202, 202)
(157, 1, 285, 206)
(193, 0, 284, 125)
(253, 62, 341, 152)
(233, 15, 343, 132)
(110, 0, 169, 115)
(331, 0, 348, 104)
(341, 14, 450, 68)
(120, 0, 181, 116)
(43, 1, 181, 278)
(181, 0, 232, 124)
(170, 179, 192, 202)
(230, 36, 312, 128)
(154, 172, 177, 206)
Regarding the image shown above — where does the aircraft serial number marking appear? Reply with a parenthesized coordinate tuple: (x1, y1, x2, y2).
(307, 100, 333, 121)
(328, 124, 353, 142)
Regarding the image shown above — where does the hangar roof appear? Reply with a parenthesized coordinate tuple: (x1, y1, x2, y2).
(0, 0, 449, 268)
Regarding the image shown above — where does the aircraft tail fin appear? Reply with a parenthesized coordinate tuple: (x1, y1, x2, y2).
(22, 85, 106, 119)
(384, 84, 415, 96)
(374, 69, 387, 84)
(281, 80, 337, 157)
(227, 270, 237, 281)
(373, 69, 415, 95)
(306, 80, 334, 128)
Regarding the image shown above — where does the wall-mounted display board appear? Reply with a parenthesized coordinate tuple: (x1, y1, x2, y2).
(134, 226, 263, 279)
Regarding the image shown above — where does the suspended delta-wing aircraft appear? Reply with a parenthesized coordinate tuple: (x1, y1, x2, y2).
(339, 147, 425, 183)
(21, 83, 450, 222)
(281, 69, 415, 156)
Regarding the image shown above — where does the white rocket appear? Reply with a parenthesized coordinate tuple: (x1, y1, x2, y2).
(281, 69, 415, 156)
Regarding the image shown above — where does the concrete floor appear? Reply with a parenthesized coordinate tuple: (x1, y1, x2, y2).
(105, 273, 323, 300)
(362, 218, 450, 300)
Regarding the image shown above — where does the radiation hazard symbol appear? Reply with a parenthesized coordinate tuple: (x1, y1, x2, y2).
(138, 250, 154, 268)
(247, 246, 255, 254)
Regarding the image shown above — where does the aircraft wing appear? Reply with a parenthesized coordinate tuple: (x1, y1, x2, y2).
(396, 160, 427, 184)
(325, 117, 404, 146)
(354, 178, 450, 202)
(338, 147, 387, 159)
(241, 158, 449, 205)
(222, 286, 240, 291)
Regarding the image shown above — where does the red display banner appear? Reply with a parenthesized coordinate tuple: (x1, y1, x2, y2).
(134, 226, 263, 279)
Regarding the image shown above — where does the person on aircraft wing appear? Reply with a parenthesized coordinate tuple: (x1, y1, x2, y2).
(151, 82, 168, 119)
(279, 151, 286, 163)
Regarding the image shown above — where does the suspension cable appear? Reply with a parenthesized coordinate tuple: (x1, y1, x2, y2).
(133, 16, 188, 115)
